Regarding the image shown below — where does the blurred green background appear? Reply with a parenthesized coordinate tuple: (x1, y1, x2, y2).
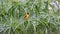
(0, 0, 60, 34)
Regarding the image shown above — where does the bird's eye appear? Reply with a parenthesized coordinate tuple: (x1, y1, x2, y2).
(27, 13, 29, 15)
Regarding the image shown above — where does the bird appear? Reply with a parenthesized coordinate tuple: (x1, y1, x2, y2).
(24, 12, 30, 20)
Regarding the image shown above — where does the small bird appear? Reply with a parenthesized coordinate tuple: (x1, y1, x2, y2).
(24, 12, 30, 20)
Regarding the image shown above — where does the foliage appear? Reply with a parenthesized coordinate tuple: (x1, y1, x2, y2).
(0, 0, 60, 34)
